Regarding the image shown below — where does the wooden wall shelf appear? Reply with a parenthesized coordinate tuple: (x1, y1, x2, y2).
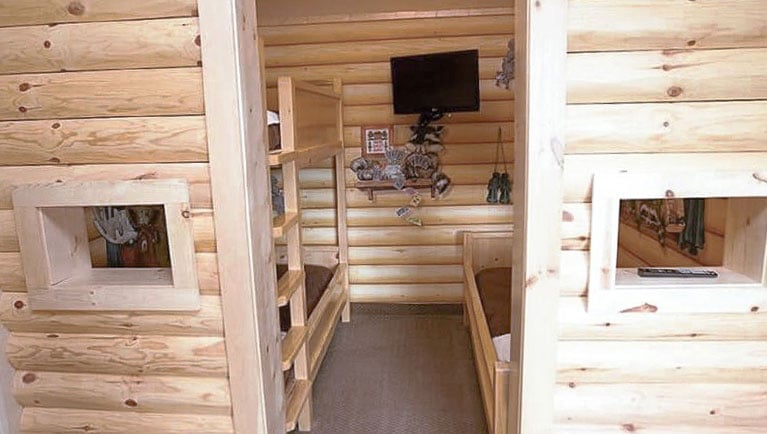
(356, 179, 434, 201)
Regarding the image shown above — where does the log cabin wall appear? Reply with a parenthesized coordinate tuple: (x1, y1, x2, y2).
(259, 7, 516, 303)
(616, 198, 728, 268)
(0, 1, 235, 432)
(557, 1, 767, 432)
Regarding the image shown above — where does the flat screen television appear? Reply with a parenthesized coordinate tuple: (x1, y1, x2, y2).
(390, 49, 480, 115)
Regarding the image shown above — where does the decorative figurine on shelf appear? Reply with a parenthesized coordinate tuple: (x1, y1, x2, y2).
(486, 128, 511, 204)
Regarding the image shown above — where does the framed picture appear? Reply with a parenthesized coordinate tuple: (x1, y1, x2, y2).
(362, 125, 392, 157)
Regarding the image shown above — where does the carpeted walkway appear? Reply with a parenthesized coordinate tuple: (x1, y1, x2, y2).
(294, 304, 487, 434)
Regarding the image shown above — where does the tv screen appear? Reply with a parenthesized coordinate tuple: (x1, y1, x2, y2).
(390, 49, 480, 115)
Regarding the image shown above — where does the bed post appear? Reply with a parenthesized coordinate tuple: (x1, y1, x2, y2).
(335, 78, 351, 323)
(198, 1, 284, 433)
(509, 0, 568, 433)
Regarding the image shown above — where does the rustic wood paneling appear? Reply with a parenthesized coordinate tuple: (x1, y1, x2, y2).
(0, 116, 208, 166)
(0, 68, 204, 121)
(0, 18, 200, 75)
(0, 0, 198, 27)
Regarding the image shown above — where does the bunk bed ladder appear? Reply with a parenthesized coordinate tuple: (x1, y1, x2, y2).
(276, 76, 313, 432)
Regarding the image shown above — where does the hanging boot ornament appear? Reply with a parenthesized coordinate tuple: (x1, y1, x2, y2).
(486, 171, 501, 203)
(498, 172, 511, 204)
(487, 127, 511, 204)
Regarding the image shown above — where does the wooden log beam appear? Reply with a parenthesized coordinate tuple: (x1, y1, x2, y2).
(14, 371, 230, 415)
(0, 116, 208, 166)
(568, 0, 767, 52)
(19, 407, 233, 434)
(7, 333, 227, 377)
(0, 0, 198, 27)
(0, 18, 200, 75)
(0, 293, 223, 336)
(0, 68, 204, 122)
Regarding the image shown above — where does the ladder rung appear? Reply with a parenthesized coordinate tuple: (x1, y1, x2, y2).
(285, 379, 311, 432)
(269, 141, 342, 168)
(272, 212, 298, 238)
(281, 325, 308, 371)
(276, 270, 303, 307)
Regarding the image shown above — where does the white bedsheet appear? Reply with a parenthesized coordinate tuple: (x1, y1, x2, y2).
(493, 333, 511, 362)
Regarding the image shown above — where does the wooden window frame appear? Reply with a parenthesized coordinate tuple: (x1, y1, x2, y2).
(589, 170, 767, 314)
(12, 179, 199, 312)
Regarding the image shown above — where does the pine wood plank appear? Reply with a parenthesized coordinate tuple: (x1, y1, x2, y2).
(349, 283, 464, 303)
(557, 296, 767, 341)
(280, 326, 308, 371)
(264, 34, 513, 68)
(272, 212, 298, 239)
(265, 57, 506, 86)
(554, 383, 767, 427)
(344, 100, 512, 126)
(568, 48, 767, 104)
(276, 270, 304, 307)
(19, 407, 233, 434)
(0, 116, 208, 166)
(557, 341, 767, 384)
(7, 333, 227, 377)
(0, 18, 200, 75)
(349, 264, 463, 284)
(567, 101, 767, 154)
(0, 0, 198, 27)
(0, 293, 224, 336)
(284, 380, 311, 432)
(0, 68, 204, 122)
(0, 163, 212, 210)
(568, 0, 767, 52)
(260, 14, 513, 46)
(13, 370, 231, 415)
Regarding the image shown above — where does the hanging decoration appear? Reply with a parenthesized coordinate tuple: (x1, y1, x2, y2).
(486, 128, 511, 204)
(495, 38, 515, 89)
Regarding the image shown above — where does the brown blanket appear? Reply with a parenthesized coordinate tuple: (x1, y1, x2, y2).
(278, 264, 336, 331)
(475, 267, 512, 338)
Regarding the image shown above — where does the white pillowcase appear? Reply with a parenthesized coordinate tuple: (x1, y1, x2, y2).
(492, 333, 511, 362)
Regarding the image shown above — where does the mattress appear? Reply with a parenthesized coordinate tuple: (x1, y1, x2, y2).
(277, 263, 337, 331)
(474, 267, 512, 338)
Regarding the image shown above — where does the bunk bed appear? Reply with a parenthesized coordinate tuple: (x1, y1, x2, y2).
(463, 231, 515, 434)
(268, 77, 349, 432)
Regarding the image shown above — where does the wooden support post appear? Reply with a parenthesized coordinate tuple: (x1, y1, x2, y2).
(0, 319, 20, 434)
(334, 78, 351, 323)
(198, 1, 283, 433)
(510, 1, 568, 433)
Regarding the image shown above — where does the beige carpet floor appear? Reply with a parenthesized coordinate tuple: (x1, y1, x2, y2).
(293, 304, 487, 434)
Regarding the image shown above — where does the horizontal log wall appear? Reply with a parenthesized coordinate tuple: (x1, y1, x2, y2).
(0, 2, 235, 432)
(260, 9, 515, 303)
(558, 1, 767, 432)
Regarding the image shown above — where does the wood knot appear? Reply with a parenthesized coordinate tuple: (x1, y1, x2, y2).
(622, 424, 636, 432)
(124, 398, 138, 407)
(18, 106, 27, 113)
(709, 409, 716, 415)
(665, 189, 675, 198)
(182, 210, 191, 219)
(48, 157, 61, 164)
(663, 121, 670, 128)
(51, 122, 61, 129)
(67, 1, 86, 16)
(18, 82, 31, 92)
(43, 40, 52, 49)
(751, 306, 759, 312)
(13, 300, 25, 309)
(194, 35, 201, 46)
(687, 39, 697, 47)
(561, 210, 574, 222)
(46, 334, 59, 338)
(661, 64, 673, 71)
(22, 373, 37, 384)
(620, 303, 658, 313)
(568, 382, 576, 388)
(667, 86, 683, 97)
(604, 322, 611, 327)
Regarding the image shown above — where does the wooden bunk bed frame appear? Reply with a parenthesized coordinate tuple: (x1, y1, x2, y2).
(269, 77, 349, 432)
(463, 231, 516, 434)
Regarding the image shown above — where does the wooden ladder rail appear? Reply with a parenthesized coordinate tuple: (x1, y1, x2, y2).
(276, 75, 313, 433)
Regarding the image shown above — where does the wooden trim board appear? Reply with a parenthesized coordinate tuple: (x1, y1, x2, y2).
(511, 1, 568, 433)
(198, 0, 283, 432)
(0, 316, 20, 434)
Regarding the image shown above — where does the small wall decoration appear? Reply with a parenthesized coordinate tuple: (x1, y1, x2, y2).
(362, 125, 392, 157)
